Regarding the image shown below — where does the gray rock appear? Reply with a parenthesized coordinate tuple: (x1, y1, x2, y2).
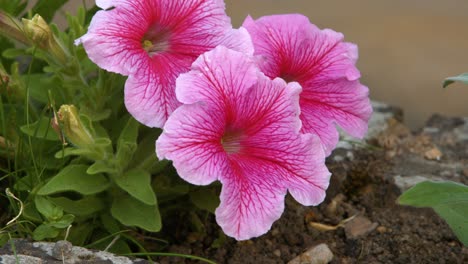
(288, 243, 334, 264)
(0, 239, 152, 264)
(394, 175, 446, 192)
(0, 255, 43, 264)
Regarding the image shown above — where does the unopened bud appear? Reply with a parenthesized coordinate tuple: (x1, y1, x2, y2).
(0, 10, 29, 45)
(21, 14, 69, 64)
(22, 14, 51, 50)
(58, 105, 94, 147)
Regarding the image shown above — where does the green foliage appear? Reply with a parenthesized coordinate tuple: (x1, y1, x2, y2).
(190, 188, 220, 213)
(111, 194, 162, 232)
(31, 0, 68, 22)
(115, 168, 156, 205)
(0, 0, 27, 16)
(0, 1, 218, 261)
(20, 116, 59, 141)
(443, 73, 468, 88)
(37, 164, 110, 195)
(398, 181, 468, 246)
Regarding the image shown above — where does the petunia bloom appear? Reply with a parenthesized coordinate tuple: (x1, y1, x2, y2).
(76, 0, 252, 127)
(243, 14, 372, 156)
(156, 46, 331, 240)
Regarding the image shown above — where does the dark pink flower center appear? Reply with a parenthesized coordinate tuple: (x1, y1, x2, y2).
(279, 72, 296, 83)
(221, 129, 243, 154)
(142, 23, 170, 57)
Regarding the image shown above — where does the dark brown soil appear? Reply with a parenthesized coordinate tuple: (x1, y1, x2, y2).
(1, 114, 466, 264)
(157, 115, 468, 264)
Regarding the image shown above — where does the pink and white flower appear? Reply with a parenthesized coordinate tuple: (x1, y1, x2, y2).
(76, 0, 251, 127)
(243, 14, 372, 155)
(156, 46, 331, 240)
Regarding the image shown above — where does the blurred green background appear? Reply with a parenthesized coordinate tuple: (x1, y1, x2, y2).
(52, 0, 468, 129)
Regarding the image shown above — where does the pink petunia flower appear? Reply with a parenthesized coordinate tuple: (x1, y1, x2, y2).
(76, 0, 252, 127)
(243, 14, 372, 156)
(156, 46, 331, 240)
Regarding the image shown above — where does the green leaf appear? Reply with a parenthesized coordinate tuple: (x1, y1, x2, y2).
(49, 214, 75, 228)
(87, 160, 116, 175)
(2, 48, 27, 59)
(31, 0, 68, 22)
(0, 233, 8, 247)
(38, 164, 110, 195)
(115, 168, 156, 205)
(22, 74, 57, 103)
(67, 223, 94, 246)
(23, 203, 42, 223)
(398, 181, 468, 246)
(20, 116, 59, 141)
(55, 147, 95, 158)
(0, 0, 28, 15)
(111, 194, 161, 232)
(33, 224, 60, 240)
(49, 196, 104, 216)
(115, 117, 140, 170)
(190, 189, 220, 213)
(443, 73, 468, 88)
(35, 195, 63, 220)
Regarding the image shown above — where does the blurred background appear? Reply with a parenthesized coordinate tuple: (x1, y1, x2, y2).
(57, 0, 468, 129)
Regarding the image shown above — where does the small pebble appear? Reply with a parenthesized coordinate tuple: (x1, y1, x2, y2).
(273, 249, 281, 257)
(377, 226, 387, 233)
(424, 147, 442, 160)
(344, 216, 378, 239)
(288, 243, 333, 264)
(52, 240, 73, 260)
(271, 228, 280, 236)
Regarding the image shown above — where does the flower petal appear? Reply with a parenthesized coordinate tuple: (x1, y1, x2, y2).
(239, 76, 331, 206)
(160, 46, 331, 240)
(216, 159, 286, 240)
(243, 14, 372, 155)
(76, 1, 155, 75)
(176, 46, 258, 106)
(78, 0, 250, 128)
(283, 133, 331, 205)
(218, 27, 254, 56)
(156, 103, 227, 185)
(124, 53, 191, 128)
(300, 80, 371, 155)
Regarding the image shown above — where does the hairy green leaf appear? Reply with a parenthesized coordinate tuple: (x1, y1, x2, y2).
(20, 116, 59, 141)
(115, 117, 140, 170)
(35, 195, 63, 220)
(50, 196, 105, 216)
(398, 181, 468, 246)
(111, 194, 161, 232)
(115, 168, 156, 205)
(38, 164, 110, 195)
(33, 224, 60, 240)
(49, 214, 74, 228)
(87, 160, 116, 175)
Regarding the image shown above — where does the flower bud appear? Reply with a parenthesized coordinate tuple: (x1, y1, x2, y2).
(0, 10, 29, 45)
(22, 14, 69, 64)
(22, 14, 51, 50)
(57, 105, 94, 148)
